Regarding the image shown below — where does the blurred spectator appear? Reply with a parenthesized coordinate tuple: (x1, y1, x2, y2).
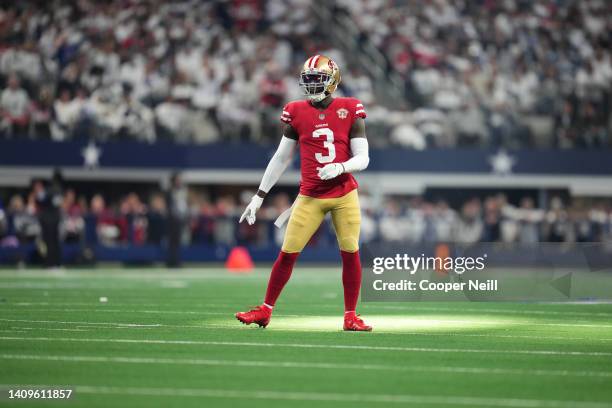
(0, 200, 6, 240)
(259, 63, 287, 142)
(7, 194, 40, 243)
(89, 194, 119, 246)
(35, 171, 64, 268)
(482, 196, 501, 242)
(517, 197, 545, 244)
(379, 199, 406, 242)
(155, 92, 193, 143)
(545, 196, 571, 242)
(190, 194, 216, 245)
(390, 122, 426, 150)
(1, 75, 30, 136)
(214, 195, 238, 246)
(433, 200, 455, 243)
(62, 188, 85, 243)
(165, 173, 188, 267)
(452, 198, 483, 244)
(29, 86, 53, 138)
(118, 84, 156, 143)
(147, 194, 166, 245)
(51, 89, 81, 140)
(343, 67, 374, 105)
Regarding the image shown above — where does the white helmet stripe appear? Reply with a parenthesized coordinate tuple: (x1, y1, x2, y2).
(310, 55, 320, 69)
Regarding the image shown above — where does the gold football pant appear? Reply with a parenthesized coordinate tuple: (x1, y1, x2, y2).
(281, 189, 361, 253)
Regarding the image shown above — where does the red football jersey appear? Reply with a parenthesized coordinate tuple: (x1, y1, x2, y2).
(280, 97, 366, 198)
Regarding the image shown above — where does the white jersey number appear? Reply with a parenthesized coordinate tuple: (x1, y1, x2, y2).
(312, 128, 336, 163)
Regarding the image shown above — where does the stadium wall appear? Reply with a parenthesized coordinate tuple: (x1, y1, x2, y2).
(1, 241, 609, 268)
(2, 139, 612, 195)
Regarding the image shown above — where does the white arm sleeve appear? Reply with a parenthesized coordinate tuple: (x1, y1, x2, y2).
(342, 138, 369, 173)
(258, 136, 297, 193)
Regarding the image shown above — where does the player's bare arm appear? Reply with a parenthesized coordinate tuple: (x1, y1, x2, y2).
(239, 124, 298, 225)
(350, 117, 367, 139)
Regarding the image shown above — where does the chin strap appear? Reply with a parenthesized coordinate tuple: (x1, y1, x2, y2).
(308, 93, 327, 102)
(308, 90, 331, 103)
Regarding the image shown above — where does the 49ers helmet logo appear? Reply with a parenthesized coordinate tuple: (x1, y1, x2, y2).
(336, 108, 348, 119)
(299, 55, 341, 103)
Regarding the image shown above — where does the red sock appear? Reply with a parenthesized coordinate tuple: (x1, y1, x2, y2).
(264, 251, 299, 307)
(341, 250, 362, 313)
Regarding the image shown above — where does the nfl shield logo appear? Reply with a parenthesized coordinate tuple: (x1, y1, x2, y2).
(336, 108, 348, 119)
(319, 113, 326, 120)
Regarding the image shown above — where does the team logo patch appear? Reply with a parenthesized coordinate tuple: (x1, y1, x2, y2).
(336, 108, 348, 119)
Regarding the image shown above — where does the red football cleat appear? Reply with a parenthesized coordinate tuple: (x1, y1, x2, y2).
(343, 314, 372, 331)
(235, 305, 272, 328)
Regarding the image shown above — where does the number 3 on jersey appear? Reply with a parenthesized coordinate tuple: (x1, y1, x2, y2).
(312, 128, 336, 163)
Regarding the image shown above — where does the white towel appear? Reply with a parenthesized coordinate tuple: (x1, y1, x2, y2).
(274, 201, 295, 228)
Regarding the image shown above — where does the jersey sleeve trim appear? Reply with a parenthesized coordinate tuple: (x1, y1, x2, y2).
(280, 105, 293, 123)
(354, 100, 366, 119)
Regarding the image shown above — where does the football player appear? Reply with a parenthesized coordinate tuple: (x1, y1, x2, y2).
(235, 55, 371, 331)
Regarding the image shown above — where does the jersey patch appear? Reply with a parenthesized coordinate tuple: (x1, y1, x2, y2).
(336, 108, 348, 119)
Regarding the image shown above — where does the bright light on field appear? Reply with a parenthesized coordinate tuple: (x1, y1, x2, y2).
(216, 314, 516, 332)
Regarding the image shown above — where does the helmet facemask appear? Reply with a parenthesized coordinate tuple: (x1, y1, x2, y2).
(299, 70, 332, 103)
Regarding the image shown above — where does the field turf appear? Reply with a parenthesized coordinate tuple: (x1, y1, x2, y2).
(1, 266, 612, 408)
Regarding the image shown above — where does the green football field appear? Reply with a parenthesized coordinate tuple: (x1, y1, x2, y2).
(1, 266, 612, 408)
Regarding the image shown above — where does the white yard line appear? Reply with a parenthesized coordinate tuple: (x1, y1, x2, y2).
(7, 301, 612, 319)
(372, 305, 612, 318)
(0, 318, 162, 327)
(0, 336, 610, 357)
(3, 317, 612, 342)
(1, 308, 306, 318)
(0, 270, 266, 279)
(73, 325, 156, 330)
(201, 323, 612, 342)
(3, 309, 612, 328)
(12, 326, 90, 332)
(1, 353, 611, 379)
(1, 384, 610, 408)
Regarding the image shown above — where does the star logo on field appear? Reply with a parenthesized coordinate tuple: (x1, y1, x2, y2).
(82, 142, 102, 168)
(488, 150, 515, 175)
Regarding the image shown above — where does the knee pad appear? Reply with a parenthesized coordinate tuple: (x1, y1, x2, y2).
(338, 235, 359, 253)
(282, 234, 307, 253)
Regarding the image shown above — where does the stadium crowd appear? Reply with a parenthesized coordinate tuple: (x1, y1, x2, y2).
(1, 186, 611, 254)
(0, 0, 610, 148)
(0, 0, 323, 144)
(336, 0, 611, 149)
